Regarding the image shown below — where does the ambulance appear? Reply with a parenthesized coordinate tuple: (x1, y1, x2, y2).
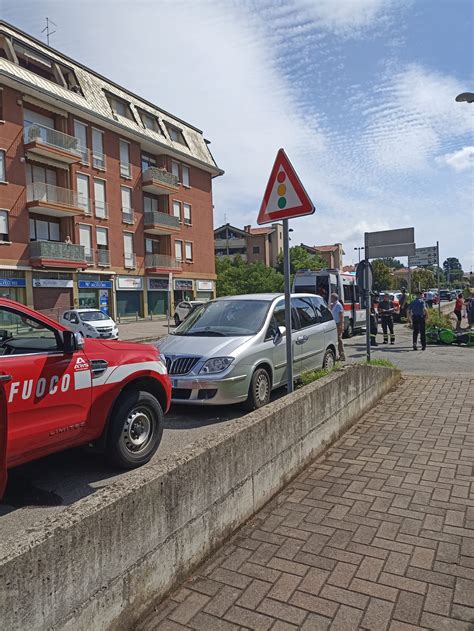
(293, 268, 367, 337)
(0, 298, 171, 497)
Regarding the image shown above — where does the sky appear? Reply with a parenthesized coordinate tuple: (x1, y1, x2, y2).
(2, 0, 473, 270)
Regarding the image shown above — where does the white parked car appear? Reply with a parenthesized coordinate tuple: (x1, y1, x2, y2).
(174, 300, 205, 326)
(61, 309, 119, 339)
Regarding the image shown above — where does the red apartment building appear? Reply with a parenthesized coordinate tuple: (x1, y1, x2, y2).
(0, 22, 222, 319)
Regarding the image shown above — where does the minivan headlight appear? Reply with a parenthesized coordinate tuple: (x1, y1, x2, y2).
(200, 357, 234, 374)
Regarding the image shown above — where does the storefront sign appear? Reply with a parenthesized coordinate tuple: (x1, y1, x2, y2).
(174, 279, 193, 291)
(32, 278, 73, 289)
(148, 277, 169, 291)
(197, 280, 214, 291)
(0, 278, 26, 288)
(116, 276, 143, 290)
(78, 280, 113, 289)
(99, 289, 109, 315)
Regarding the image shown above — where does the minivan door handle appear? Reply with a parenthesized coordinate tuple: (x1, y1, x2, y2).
(295, 335, 308, 345)
(0, 374, 12, 383)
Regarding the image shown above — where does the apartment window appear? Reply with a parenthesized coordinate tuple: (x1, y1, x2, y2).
(94, 178, 107, 218)
(145, 238, 154, 254)
(182, 165, 190, 187)
(123, 232, 135, 268)
(166, 123, 187, 146)
(96, 227, 109, 266)
(0, 150, 5, 182)
(171, 160, 179, 178)
(172, 200, 181, 221)
(29, 216, 60, 241)
(253, 246, 260, 254)
(119, 139, 131, 178)
(76, 173, 90, 214)
(183, 203, 191, 225)
(185, 241, 193, 261)
(141, 153, 156, 172)
(144, 195, 158, 213)
(0, 210, 9, 241)
(26, 164, 57, 186)
(73, 120, 88, 164)
(175, 240, 183, 261)
(92, 128, 105, 169)
(105, 92, 134, 121)
(79, 224, 93, 263)
(138, 109, 162, 133)
(0, 89, 3, 120)
(121, 186, 134, 224)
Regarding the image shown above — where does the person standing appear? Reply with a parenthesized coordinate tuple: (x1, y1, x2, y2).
(409, 291, 428, 350)
(330, 292, 345, 361)
(425, 289, 434, 309)
(454, 293, 463, 330)
(370, 297, 379, 346)
(378, 293, 396, 344)
(399, 288, 408, 320)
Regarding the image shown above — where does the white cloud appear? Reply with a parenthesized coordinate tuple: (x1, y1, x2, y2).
(441, 146, 474, 171)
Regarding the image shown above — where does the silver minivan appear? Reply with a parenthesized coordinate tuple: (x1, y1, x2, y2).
(157, 293, 338, 410)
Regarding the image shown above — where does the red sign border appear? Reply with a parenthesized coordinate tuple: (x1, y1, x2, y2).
(257, 148, 315, 225)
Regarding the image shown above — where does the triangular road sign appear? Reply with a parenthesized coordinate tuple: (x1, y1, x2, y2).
(257, 148, 315, 225)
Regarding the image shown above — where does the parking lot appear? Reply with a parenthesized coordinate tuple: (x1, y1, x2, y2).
(0, 318, 471, 548)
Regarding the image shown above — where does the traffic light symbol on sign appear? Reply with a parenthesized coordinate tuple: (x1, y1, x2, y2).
(277, 171, 287, 208)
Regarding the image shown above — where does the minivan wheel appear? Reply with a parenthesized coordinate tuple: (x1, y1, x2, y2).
(322, 348, 336, 370)
(243, 367, 271, 412)
(174, 314, 180, 326)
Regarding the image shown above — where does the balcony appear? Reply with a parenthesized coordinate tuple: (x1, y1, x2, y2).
(122, 208, 136, 225)
(144, 210, 180, 235)
(23, 122, 84, 165)
(96, 249, 110, 267)
(124, 252, 136, 269)
(26, 182, 91, 217)
(84, 247, 94, 265)
(214, 238, 247, 249)
(142, 167, 179, 196)
(145, 253, 182, 272)
(29, 241, 87, 269)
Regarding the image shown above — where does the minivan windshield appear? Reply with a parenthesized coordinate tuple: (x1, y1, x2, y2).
(174, 299, 271, 337)
(79, 311, 110, 322)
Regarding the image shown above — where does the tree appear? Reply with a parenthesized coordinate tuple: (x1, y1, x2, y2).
(371, 260, 393, 292)
(376, 257, 404, 270)
(411, 268, 435, 291)
(443, 257, 464, 283)
(276, 246, 325, 275)
(216, 256, 284, 297)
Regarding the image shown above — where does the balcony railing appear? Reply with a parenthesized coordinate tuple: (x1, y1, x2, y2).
(24, 122, 84, 158)
(122, 208, 135, 225)
(124, 252, 136, 269)
(27, 182, 91, 215)
(95, 201, 109, 219)
(144, 210, 180, 230)
(92, 151, 106, 170)
(30, 240, 85, 263)
(96, 249, 110, 267)
(214, 238, 247, 249)
(142, 167, 179, 195)
(120, 161, 131, 178)
(84, 247, 94, 264)
(145, 253, 181, 270)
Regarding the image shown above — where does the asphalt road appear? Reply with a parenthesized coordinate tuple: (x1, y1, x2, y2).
(0, 318, 471, 548)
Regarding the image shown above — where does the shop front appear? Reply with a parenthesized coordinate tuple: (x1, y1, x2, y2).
(78, 276, 113, 315)
(0, 272, 27, 304)
(174, 278, 194, 304)
(116, 276, 144, 318)
(32, 273, 74, 319)
(195, 280, 215, 302)
(147, 277, 169, 316)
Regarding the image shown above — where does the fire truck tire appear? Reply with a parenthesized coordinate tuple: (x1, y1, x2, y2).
(344, 320, 354, 338)
(106, 390, 164, 469)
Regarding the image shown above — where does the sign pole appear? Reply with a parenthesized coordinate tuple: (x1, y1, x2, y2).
(168, 272, 172, 334)
(437, 241, 441, 315)
(283, 219, 293, 393)
(364, 233, 371, 362)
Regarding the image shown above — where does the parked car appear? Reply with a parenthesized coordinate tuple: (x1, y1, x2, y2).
(61, 309, 119, 339)
(439, 289, 452, 301)
(174, 300, 205, 326)
(0, 298, 171, 497)
(157, 293, 338, 410)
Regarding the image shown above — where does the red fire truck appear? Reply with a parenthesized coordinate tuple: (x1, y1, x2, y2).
(0, 299, 171, 497)
(293, 269, 367, 337)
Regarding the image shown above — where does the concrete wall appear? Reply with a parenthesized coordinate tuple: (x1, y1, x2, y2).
(0, 364, 400, 631)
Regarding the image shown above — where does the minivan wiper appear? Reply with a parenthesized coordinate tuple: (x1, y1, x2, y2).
(184, 330, 226, 336)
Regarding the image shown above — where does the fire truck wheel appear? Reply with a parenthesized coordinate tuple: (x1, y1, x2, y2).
(106, 390, 164, 469)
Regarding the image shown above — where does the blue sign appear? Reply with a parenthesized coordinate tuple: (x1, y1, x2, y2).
(78, 280, 113, 289)
(0, 278, 26, 288)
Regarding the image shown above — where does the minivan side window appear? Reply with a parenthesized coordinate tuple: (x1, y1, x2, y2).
(265, 301, 297, 340)
(292, 297, 319, 329)
(310, 296, 333, 323)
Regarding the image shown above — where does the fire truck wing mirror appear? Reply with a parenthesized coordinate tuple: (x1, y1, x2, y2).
(62, 330, 84, 353)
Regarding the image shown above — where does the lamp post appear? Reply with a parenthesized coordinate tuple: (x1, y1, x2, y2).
(354, 246, 364, 263)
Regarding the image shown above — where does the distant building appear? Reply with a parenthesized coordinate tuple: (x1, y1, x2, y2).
(300, 243, 344, 270)
(214, 223, 283, 267)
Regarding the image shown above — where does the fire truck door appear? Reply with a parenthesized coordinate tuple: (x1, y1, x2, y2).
(0, 377, 8, 498)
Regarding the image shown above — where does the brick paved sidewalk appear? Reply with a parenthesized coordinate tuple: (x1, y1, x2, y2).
(138, 376, 474, 631)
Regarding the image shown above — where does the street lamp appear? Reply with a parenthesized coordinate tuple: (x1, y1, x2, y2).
(354, 246, 364, 263)
(455, 92, 474, 103)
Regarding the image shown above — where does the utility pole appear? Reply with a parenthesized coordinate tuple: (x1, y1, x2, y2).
(42, 18, 57, 46)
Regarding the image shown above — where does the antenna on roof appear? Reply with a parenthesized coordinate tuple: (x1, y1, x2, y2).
(41, 17, 57, 46)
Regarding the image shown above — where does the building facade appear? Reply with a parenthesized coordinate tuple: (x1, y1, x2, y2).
(0, 22, 222, 320)
(300, 243, 344, 270)
(214, 223, 283, 267)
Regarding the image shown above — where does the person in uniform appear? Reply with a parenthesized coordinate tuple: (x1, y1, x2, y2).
(370, 296, 379, 346)
(409, 291, 428, 350)
(399, 288, 408, 321)
(378, 293, 396, 344)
